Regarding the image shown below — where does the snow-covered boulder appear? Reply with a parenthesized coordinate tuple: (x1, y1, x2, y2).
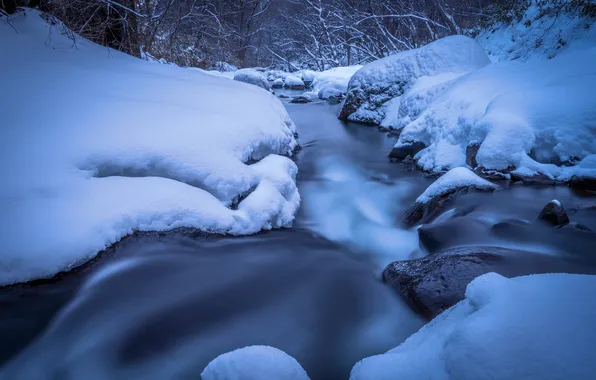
(0, 10, 298, 285)
(201, 346, 310, 380)
(234, 68, 271, 91)
(339, 36, 490, 124)
(284, 74, 305, 90)
(351, 272, 596, 380)
(271, 77, 284, 88)
(304, 65, 363, 100)
(404, 168, 498, 226)
(394, 46, 596, 177)
(298, 70, 316, 87)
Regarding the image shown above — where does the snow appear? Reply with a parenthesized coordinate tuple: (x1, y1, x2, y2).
(416, 167, 498, 204)
(392, 46, 596, 177)
(201, 346, 310, 380)
(305, 65, 363, 99)
(476, 0, 596, 62)
(342, 36, 490, 124)
(297, 69, 316, 84)
(0, 10, 299, 286)
(271, 77, 285, 88)
(283, 74, 305, 89)
(233, 68, 271, 91)
(350, 272, 596, 380)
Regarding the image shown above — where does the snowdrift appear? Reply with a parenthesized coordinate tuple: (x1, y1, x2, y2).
(339, 36, 490, 124)
(0, 10, 299, 286)
(351, 272, 596, 380)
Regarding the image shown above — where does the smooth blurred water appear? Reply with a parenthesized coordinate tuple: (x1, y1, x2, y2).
(1, 94, 596, 379)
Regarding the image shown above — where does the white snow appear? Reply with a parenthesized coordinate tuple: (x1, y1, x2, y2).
(233, 68, 271, 91)
(306, 65, 363, 99)
(0, 10, 299, 286)
(297, 69, 316, 84)
(416, 167, 498, 204)
(283, 74, 305, 89)
(271, 77, 285, 88)
(392, 46, 596, 176)
(343, 35, 490, 124)
(351, 272, 596, 380)
(201, 346, 310, 380)
(476, 0, 596, 62)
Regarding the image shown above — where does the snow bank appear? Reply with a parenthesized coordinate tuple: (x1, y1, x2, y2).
(351, 272, 596, 380)
(201, 346, 310, 380)
(0, 10, 299, 286)
(339, 36, 490, 124)
(233, 68, 271, 91)
(476, 0, 596, 62)
(416, 168, 497, 204)
(305, 65, 363, 99)
(284, 74, 305, 90)
(393, 46, 596, 177)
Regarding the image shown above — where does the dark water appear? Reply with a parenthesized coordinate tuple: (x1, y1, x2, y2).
(1, 93, 595, 379)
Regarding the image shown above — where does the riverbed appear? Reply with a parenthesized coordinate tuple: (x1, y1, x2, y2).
(1, 93, 595, 379)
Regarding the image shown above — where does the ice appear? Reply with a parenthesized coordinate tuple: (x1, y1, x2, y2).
(416, 167, 497, 204)
(201, 346, 310, 380)
(351, 272, 596, 380)
(233, 68, 271, 91)
(0, 10, 299, 285)
(341, 36, 490, 124)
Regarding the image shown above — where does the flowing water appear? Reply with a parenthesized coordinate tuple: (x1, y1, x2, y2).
(1, 93, 596, 379)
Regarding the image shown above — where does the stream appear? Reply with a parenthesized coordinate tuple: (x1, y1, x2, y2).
(1, 92, 596, 379)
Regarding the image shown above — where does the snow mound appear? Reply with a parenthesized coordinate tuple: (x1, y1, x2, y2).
(284, 74, 305, 90)
(234, 68, 271, 91)
(298, 69, 316, 85)
(351, 272, 596, 380)
(304, 65, 363, 100)
(393, 46, 596, 176)
(209, 61, 238, 72)
(271, 77, 285, 88)
(416, 167, 497, 204)
(201, 346, 310, 380)
(477, 0, 596, 62)
(339, 36, 490, 124)
(0, 10, 299, 286)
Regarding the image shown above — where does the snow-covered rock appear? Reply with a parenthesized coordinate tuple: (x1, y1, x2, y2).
(201, 346, 310, 380)
(404, 168, 498, 226)
(304, 65, 363, 100)
(393, 46, 596, 177)
(297, 69, 316, 86)
(0, 10, 299, 285)
(351, 272, 596, 380)
(284, 74, 305, 90)
(476, 0, 596, 62)
(209, 61, 238, 72)
(339, 36, 490, 124)
(234, 68, 271, 91)
(271, 77, 284, 88)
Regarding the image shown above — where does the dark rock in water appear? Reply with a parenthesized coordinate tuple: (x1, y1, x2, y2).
(403, 183, 497, 227)
(473, 166, 513, 181)
(288, 84, 306, 91)
(383, 246, 596, 319)
(465, 144, 480, 168)
(290, 96, 311, 104)
(556, 222, 593, 233)
(418, 217, 490, 254)
(279, 94, 290, 99)
(538, 200, 570, 226)
(569, 175, 596, 192)
(388, 141, 426, 160)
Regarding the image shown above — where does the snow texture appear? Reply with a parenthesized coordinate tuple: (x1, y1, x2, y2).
(392, 46, 596, 176)
(351, 272, 596, 380)
(305, 65, 363, 99)
(416, 167, 497, 204)
(476, 0, 596, 62)
(341, 36, 490, 124)
(0, 10, 299, 286)
(233, 68, 271, 91)
(201, 346, 310, 380)
(283, 74, 305, 89)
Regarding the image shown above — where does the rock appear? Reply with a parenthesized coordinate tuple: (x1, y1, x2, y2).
(233, 69, 271, 91)
(284, 75, 306, 91)
(465, 144, 480, 168)
(538, 199, 570, 226)
(556, 222, 593, 233)
(290, 96, 311, 104)
(383, 246, 596, 318)
(326, 95, 341, 105)
(271, 78, 284, 89)
(278, 94, 289, 99)
(388, 141, 426, 160)
(473, 166, 513, 181)
(510, 172, 556, 186)
(403, 168, 498, 226)
(418, 217, 490, 253)
(569, 175, 596, 192)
